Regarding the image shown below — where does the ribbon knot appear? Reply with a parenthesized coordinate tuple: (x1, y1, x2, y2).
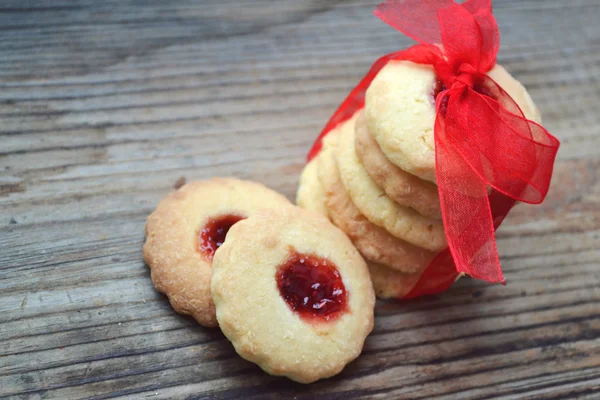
(308, 0, 560, 294)
(439, 63, 481, 93)
(449, 70, 474, 90)
(454, 63, 479, 87)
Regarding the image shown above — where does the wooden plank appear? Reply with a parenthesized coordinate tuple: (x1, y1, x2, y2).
(1, 0, 599, 398)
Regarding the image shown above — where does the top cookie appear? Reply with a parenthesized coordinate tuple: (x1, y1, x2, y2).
(211, 206, 375, 383)
(365, 61, 542, 183)
(143, 178, 291, 327)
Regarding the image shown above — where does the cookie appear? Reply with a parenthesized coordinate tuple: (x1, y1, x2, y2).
(368, 262, 424, 299)
(354, 111, 442, 220)
(365, 61, 543, 183)
(143, 178, 291, 327)
(296, 156, 329, 218)
(319, 133, 435, 273)
(211, 206, 375, 383)
(335, 110, 447, 251)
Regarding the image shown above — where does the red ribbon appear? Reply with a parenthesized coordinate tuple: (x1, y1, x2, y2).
(307, 0, 560, 297)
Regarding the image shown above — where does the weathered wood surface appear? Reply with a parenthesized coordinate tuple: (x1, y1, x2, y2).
(1, 0, 599, 398)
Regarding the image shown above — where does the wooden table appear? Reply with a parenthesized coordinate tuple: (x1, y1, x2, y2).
(2, 1, 599, 398)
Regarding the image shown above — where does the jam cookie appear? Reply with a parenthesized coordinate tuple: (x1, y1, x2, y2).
(319, 134, 434, 273)
(354, 111, 442, 220)
(143, 178, 291, 327)
(296, 156, 329, 218)
(368, 262, 424, 299)
(365, 61, 542, 183)
(211, 206, 375, 383)
(335, 110, 447, 251)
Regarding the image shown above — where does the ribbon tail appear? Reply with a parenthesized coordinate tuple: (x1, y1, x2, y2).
(435, 108, 505, 284)
(404, 250, 457, 298)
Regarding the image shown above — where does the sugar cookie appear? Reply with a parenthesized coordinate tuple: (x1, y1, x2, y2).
(143, 178, 291, 327)
(211, 207, 375, 383)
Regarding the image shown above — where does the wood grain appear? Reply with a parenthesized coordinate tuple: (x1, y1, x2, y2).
(1, 0, 599, 398)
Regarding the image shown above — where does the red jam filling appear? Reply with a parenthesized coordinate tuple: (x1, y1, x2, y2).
(432, 79, 448, 114)
(276, 250, 348, 323)
(432, 78, 446, 101)
(198, 214, 245, 260)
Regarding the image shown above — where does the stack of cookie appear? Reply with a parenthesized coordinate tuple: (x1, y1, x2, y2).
(297, 60, 542, 298)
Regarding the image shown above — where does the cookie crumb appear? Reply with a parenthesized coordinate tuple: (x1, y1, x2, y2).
(174, 176, 186, 190)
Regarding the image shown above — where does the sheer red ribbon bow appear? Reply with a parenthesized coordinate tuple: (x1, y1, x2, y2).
(308, 0, 560, 296)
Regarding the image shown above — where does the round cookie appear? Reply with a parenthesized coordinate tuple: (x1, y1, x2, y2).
(319, 133, 435, 274)
(365, 61, 543, 183)
(354, 111, 442, 220)
(143, 178, 291, 327)
(211, 206, 375, 383)
(296, 156, 329, 218)
(368, 262, 424, 299)
(319, 122, 343, 157)
(334, 111, 447, 251)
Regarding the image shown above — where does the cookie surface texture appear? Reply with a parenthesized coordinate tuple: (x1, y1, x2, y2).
(211, 207, 375, 383)
(335, 111, 447, 251)
(365, 61, 543, 183)
(143, 178, 291, 327)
